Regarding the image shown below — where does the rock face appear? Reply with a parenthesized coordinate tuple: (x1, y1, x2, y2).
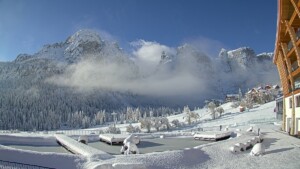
(219, 47, 274, 72)
(64, 29, 104, 62)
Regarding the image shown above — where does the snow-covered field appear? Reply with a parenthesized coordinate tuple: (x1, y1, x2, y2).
(1, 101, 300, 169)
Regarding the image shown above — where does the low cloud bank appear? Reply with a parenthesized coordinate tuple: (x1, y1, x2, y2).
(48, 38, 279, 100)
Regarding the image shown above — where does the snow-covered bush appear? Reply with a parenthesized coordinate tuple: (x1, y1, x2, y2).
(250, 143, 265, 156)
(160, 117, 170, 130)
(171, 119, 181, 128)
(249, 138, 257, 146)
(152, 117, 162, 131)
(184, 106, 192, 124)
(207, 102, 217, 119)
(235, 143, 246, 151)
(251, 137, 260, 144)
(106, 125, 121, 134)
(244, 94, 253, 109)
(257, 135, 263, 142)
(230, 142, 250, 153)
(216, 106, 224, 117)
(126, 124, 141, 133)
(139, 118, 152, 133)
(97, 130, 105, 134)
(230, 145, 242, 153)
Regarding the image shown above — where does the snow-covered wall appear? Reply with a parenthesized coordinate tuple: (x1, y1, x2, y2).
(0, 145, 85, 169)
(0, 134, 57, 146)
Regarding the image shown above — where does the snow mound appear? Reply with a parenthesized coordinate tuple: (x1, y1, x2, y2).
(112, 163, 147, 169)
(78, 135, 88, 144)
(250, 143, 265, 156)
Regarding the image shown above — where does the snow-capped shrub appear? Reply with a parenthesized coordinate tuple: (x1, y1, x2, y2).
(126, 124, 141, 133)
(255, 136, 263, 143)
(139, 118, 152, 133)
(258, 135, 264, 142)
(171, 119, 180, 128)
(207, 102, 217, 119)
(235, 143, 246, 151)
(106, 125, 121, 134)
(152, 117, 162, 131)
(230, 145, 241, 153)
(216, 106, 224, 117)
(98, 130, 105, 134)
(184, 106, 200, 124)
(250, 143, 265, 156)
(244, 141, 252, 150)
(249, 138, 257, 146)
(160, 117, 170, 130)
(251, 137, 260, 144)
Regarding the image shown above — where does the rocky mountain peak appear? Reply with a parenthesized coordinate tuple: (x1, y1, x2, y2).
(64, 29, 104, 61)
(219, 47, 257, 69)
(256, 52, 273, 61)
(159, 51, 173, 65)
(65, 29, 102, 45)
(14, 54, 33, 63)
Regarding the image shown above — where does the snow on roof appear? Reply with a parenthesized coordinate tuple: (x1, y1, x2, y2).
(55, 134, 112, 159)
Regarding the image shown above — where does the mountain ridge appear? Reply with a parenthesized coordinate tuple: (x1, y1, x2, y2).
(0, 29, 279, 130)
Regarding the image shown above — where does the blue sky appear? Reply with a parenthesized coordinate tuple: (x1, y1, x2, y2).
(0, 0, 277, 61)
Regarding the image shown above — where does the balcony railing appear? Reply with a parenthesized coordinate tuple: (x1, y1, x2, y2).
(296, 28, 300, 40)
(288, 40, 293, 51)
(294, 78, 300, 90)
(291, 61, 299, 72)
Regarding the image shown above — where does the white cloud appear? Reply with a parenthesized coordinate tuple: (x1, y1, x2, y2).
(46, 35, 278, 102)
(131, 40, 175, 74)
(182, 36, 226, 57)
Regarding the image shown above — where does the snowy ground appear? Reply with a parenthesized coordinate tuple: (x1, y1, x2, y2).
(97, 126, 300, 169)
(1, 101, 300, 169)
(89, 137, 211, 155)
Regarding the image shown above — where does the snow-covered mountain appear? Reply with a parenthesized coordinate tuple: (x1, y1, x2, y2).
(0, 29, 279, 130)
(216, 47, 277, 95)
(156, 44, 213, 76)
(155, 45, 277, 96)
(218, 47, 274, 71)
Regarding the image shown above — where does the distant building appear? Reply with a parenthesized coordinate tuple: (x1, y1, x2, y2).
(245, 84, 282, 104)
(225, 94, 239, 103)
(273, 84, 280, 90)
(264, 85, 272, 90)
(274, 0, 300, 135)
